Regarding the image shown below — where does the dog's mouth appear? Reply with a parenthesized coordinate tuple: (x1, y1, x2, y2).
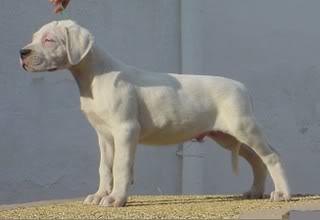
(22, 64, 28, 71)
(22, 64, 30, 72)
(20, 58, 29, 71)
(21, 64, 57, 72)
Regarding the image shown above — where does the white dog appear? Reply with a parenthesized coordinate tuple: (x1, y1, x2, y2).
(20, 20, 291, 207)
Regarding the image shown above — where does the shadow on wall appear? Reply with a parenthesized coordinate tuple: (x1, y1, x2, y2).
(294, 65, 320, 146)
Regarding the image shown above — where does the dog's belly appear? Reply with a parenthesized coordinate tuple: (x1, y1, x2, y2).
(138, 128, 208, 145)
(137, 96, 216, 145)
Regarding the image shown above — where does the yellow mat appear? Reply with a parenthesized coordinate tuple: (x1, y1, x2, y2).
(1, 195, 319, 219)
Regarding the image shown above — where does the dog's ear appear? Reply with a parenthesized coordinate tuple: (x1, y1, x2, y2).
(64, 23, 95, 65)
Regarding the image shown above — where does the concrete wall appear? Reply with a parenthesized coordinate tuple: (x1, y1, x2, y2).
(1, 0, 320, 204)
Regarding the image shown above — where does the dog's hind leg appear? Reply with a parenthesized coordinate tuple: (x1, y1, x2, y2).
(238, 144, 267, 199)
(229, 116, 291, 201)
(208, 132, 267, 199)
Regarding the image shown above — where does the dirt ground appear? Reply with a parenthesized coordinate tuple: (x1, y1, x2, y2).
(0, 195, 319, 219)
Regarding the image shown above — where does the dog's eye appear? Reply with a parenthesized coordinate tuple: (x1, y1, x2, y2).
(45, 38, 55, 43)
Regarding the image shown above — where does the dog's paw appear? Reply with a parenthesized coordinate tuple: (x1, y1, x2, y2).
(99, 194, 128, 207)
(270, 191, 291, 201)
(83, 193, 105, 205)
(242, 189, 264, 199)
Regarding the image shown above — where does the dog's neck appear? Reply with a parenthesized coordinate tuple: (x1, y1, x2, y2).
(69, 45, 125, 98)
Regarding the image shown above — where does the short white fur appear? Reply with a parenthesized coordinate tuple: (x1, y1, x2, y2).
(21, 20, 291, 207)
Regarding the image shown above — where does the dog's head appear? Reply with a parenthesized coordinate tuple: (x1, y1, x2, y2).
(20, 20, 95, 72)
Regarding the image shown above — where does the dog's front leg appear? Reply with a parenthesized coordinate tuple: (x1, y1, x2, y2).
(100, 124, 139, 207)
(84, 133, 114, 205)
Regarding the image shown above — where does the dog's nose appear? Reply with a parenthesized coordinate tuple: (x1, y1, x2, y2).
(20, 49, 32, 59)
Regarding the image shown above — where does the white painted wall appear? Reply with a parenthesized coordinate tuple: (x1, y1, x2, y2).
(1, 0, 320, 205)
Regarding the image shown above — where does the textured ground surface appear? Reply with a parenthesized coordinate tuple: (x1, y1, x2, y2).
(0, 195, 320, 219)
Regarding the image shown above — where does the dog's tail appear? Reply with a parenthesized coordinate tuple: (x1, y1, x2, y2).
(231, 142, 241, 176)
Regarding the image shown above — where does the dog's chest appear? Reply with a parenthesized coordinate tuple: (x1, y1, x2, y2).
(80, 97, 112, 134)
